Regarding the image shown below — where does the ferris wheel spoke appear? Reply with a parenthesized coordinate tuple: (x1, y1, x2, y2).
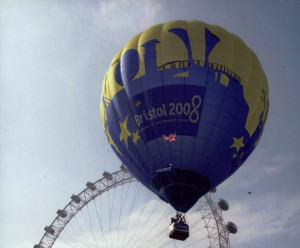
(112, 182, 132, 248)
(63, 217, 86, 247)
(86, 204, 100, 248)
(124, 189, 154, 246)
(129, 196, 164, 247)
(56, 227, 84, 248)
(138, 226, 169, 248)
(134, 204, 172, 248)
(115, 182, 142, 246)
(110, 183, 125, 248)
(106, 188, 114, 248)
(77, 209, 97, 248)
(72, 212, 94, 247)
(96, 194, 107, 248)
(92, 198, 103, 235)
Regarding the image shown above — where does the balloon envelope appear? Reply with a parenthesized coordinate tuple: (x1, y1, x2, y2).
(100, 20, 268, 213)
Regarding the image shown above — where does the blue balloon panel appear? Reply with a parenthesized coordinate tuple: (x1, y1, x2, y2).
(101, 26, 268, 212)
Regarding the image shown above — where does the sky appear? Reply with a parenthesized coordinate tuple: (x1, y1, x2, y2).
(1, 0, 300, 247)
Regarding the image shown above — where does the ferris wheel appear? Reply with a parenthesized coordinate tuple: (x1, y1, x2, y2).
(34, 166, 237, 248)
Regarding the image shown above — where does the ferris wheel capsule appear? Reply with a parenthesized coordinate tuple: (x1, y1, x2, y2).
(103, 171, 113, 180)
(210, 188, 217, 193)
(226, 222, 238, 234)
(71, 194, 81, 204)
(57, 209, 67, 218)
(86, 182, 97, 190)
(44, 226, 55, 235)
(218, 199, 229, 211)
(120, 164, 129, 172)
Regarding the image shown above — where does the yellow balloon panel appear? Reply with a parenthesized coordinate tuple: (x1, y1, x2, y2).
(101, 20, 268, 137)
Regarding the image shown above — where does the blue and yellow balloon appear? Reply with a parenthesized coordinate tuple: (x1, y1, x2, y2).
(100, 20, 269, 213)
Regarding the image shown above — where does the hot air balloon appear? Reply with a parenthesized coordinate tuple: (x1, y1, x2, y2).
(100, 20, 268, 213)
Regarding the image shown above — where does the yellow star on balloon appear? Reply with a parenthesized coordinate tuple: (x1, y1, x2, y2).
(119, 116, 132, 147)
(132, 130, 141, 145)
(230, 136, 245, 152)
(106, 127, 122, 155)
(135, 100, 141, 107)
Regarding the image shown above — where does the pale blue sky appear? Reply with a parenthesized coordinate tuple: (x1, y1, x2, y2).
(1, 0, 300, 247)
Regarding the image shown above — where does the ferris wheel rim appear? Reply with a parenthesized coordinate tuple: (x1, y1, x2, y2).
(35, 168, 230, 248)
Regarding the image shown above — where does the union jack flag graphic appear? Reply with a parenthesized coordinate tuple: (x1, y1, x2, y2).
(162, 133, 176, 142)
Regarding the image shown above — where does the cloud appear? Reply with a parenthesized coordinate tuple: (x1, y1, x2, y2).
(222, 192, 300, 246)
(212, 151, 300, 246)
(94, 0, 163, 31)
(218, 150, 300, 195)
(99, 1, 118, 16)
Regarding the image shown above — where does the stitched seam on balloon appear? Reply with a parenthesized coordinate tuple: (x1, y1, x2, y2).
(134, 26, 165, 184)
(161, 21, 175, 177)
(180, 20, 194, 185)
(118, 33, 160, 180)
(109, 51, 150, 183)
